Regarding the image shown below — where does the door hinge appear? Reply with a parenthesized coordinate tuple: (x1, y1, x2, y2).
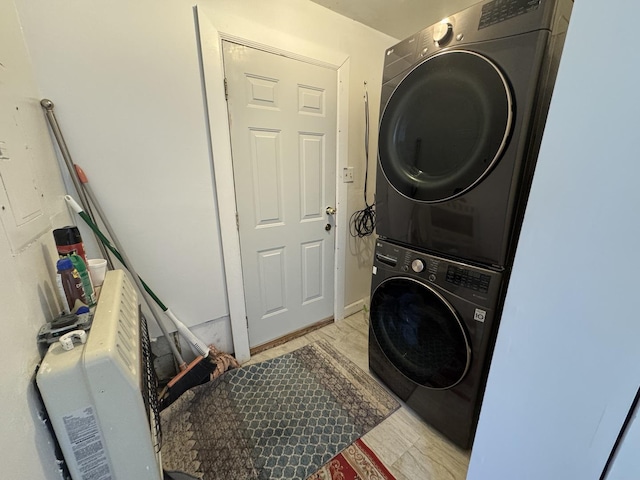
(235, 212, 239, 230)
(245, 316, 249, 329)
(224, 77, 229, 101)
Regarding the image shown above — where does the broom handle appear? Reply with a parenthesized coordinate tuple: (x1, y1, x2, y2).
(40, 99, 114, 269)
(65, 195, 187, 370)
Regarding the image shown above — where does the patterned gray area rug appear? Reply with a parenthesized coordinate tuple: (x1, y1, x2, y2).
(161, 340, 399, 480)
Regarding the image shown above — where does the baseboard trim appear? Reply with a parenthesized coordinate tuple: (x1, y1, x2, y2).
(343, 296, 369, 319)
(249, 316, 334, 356)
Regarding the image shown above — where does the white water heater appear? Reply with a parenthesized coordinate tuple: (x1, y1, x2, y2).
(37, 270, 162, 480)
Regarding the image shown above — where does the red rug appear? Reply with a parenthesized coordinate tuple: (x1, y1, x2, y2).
(307, 438, 397, 480)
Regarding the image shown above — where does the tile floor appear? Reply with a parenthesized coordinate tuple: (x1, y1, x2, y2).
(246, 311, 471, 480)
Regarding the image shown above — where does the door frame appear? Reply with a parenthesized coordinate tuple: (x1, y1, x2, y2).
(194, 6, 350, 363)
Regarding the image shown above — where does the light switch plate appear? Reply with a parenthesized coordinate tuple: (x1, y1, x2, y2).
(343, 167, 354, 183)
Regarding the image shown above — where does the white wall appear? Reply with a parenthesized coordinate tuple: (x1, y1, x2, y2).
(0, 1, 74, 478)
(14, 0, 232, 346)
(467, 1, 640, 478)
(14, 0, 395, 352)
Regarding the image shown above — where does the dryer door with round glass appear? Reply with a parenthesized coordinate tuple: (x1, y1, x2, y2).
(370, 277, 471, 389)
(378, 50, 513, 203)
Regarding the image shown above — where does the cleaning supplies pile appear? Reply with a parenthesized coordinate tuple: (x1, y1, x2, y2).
(37, 226, 98, 352)
(53, 226, 99, 314)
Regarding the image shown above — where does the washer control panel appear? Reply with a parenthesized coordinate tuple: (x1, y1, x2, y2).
(445, 266, 491, 293)
(374, 240, 500, 303)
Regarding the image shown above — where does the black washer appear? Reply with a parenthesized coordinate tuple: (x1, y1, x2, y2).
(370, 277, 470, 389)
(369, 239, 504, 449)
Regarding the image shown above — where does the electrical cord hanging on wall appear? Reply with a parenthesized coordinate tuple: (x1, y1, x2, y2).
(349, 82, 376, 238)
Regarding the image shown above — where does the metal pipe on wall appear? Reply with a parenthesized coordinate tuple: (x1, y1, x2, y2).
(40, 98, 113, 268)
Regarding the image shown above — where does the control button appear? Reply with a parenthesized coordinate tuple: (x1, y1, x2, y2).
(428, 274, 436, 282)
(411, 259, 425, 273)
(401, 265, 409, 272)
(456, 33, 464, 41)
(433, 22, 453, 46)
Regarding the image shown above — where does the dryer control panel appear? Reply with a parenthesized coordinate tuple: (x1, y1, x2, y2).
(382, 0, 561, 84)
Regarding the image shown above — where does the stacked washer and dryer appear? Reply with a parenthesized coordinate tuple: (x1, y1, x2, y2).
(368, 0, 572, 449)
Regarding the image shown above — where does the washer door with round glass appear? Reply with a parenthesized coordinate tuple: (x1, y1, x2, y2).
(378, 50, 513, 203)
(370, 277, 471, 389)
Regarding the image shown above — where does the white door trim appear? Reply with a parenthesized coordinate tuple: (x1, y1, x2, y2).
(194, 6, 350, 363)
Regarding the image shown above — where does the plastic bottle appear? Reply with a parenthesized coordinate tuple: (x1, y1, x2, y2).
(56, 258, 88, 314)
(53, 226, 89, 266)
(69, 253, 96, 307)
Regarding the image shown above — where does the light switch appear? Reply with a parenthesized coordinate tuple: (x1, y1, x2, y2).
(343, 167, 354, 183)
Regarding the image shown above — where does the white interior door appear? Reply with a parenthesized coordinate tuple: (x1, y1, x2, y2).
(223, 41, 337, 348)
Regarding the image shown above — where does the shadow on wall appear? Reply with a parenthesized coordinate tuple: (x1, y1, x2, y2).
(38, 243, 61, 320)
(29, 378, 69, 479)
(348, 233, 376, 269)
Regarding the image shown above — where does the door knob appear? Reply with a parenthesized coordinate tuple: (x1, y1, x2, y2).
(326, 206, 336, 215)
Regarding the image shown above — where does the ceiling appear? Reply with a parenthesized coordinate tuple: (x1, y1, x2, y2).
(309, 0, 479, 40)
